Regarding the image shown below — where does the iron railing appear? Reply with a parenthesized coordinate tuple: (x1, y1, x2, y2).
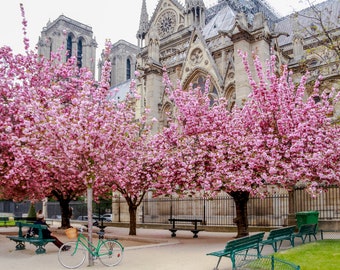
(140, 194, 289, 227)
(1, 186, 339, 227)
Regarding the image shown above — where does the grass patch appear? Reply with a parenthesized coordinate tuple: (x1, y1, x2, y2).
(0, 220, 15, 227)
(275, 240, 340, 270)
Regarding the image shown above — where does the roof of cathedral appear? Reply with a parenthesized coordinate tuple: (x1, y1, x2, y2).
(274, 0, 340, 46)
(42, 15, 93, 34)
(205, 0, 278, 27)
(203, 5, 236, 39)
(111, 39, 140, 50)
(109, 80, 132, 101)
(138, 0, 279, 40)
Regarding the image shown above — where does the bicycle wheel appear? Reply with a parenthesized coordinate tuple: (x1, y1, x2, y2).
(98, 239, 124, 266)
(58, 241, 86, 269)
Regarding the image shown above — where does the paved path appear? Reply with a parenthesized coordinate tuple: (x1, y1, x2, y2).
(0, 224, 307, 270)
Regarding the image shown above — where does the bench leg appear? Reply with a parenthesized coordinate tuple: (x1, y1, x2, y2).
(273, 242, 278, 252)
(15, 242, 25, 250)
(309, 234, 317, 242)
(231, 254, 237, 270)
(35, 245, 46, 254)
(169, 229, 177, 237)
(191, 230, 199, 238)
(214, 257, 222, 270)
(302, 235, 307, 244)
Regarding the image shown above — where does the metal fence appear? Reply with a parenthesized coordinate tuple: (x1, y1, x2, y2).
(0, 200, 111, 221)
(140, 194, 289, 227)
(139, 186, 340, 227)
(294, 186, 340, 220)
(1, 186, 339, 227)
(239, 255, 301, 270)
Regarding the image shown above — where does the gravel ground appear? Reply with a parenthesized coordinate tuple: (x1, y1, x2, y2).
(0, 223, 306, 270)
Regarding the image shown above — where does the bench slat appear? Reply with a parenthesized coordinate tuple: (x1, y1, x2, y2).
(207, 232, 265, 270)
(261, 225, 296, 252)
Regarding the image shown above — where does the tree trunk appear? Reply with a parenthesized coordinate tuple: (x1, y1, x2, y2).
(128, 203, 137, 236)
(229, 190, 250, 238)
(52, 190, 72, 229)
(59, 198, 72, 229)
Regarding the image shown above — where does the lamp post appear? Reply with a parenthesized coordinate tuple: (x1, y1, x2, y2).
(87, 187, 94, 266)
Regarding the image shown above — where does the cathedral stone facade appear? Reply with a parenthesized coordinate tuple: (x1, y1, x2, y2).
(131, 0, 340, 131)
(98, 40, 139, 90)
(39, 1, 340, 130)
(38, 15, 97, 76)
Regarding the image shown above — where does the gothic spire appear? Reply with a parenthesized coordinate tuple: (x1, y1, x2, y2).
(136, 0, 149, 40)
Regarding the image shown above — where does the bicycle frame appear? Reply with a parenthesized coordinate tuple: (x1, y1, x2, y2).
(58, 228, 124, 269)
(74, 233, 103, 257)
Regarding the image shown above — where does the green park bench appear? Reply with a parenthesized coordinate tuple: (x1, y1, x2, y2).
(261, 225, 296, 252)
(7, 222, 55, 254)
(293, 223, 322, 244)
(207, 232, 265, 270)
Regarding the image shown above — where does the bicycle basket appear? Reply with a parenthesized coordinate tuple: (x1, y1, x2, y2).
(65, 228, 78, 239)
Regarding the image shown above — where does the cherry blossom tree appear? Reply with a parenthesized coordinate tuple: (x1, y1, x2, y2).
(0, 38, 111, 228)
(102, 107, 160, 235)
(0, 4, 52, 202)
(155, 53, 340, 237)
(0, 5, 158, 238)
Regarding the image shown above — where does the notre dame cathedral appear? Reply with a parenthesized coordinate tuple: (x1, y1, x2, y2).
(36, 0, 339, 224)
(38, 0, 340, 132)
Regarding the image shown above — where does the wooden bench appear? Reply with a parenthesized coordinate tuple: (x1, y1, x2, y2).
(293, 223, 320, 244)
(7, 222, 55, 254)
(168, 218, 204, 238)
(207, 232, 265, 270)
(261, 225, 296, 252)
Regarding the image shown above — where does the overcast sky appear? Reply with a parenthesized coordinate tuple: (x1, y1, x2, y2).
(0, 0, 323, 56)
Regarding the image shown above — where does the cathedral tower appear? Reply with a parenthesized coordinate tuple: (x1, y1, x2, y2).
(185, 0, 206, 28)
(38, 15, 97, 76)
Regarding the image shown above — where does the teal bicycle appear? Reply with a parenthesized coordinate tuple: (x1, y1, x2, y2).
(58, 227, 124, 269)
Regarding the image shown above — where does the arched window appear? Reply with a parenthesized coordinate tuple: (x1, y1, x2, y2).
(66, 35, 72, 60)
(190, 75, 218, 106)
(111, 57, 117, 86)
(77, 39, 83, 68)
(46, 38, 53, 60)
(225, 86, 236, 111)
(126, 58, 131, 80)
(192, 76, 205, 91)
(161, 102, 172, 128)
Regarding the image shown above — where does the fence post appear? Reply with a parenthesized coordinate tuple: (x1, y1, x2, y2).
(170, 198, 173, 219)
(202, 198, 206, 225)
(141, 205, 144, 223)
(287, 190, 297, 226)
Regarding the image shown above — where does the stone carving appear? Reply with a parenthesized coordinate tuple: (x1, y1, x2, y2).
(157, 10, 177, 38)
(190, 48, 203, 64)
